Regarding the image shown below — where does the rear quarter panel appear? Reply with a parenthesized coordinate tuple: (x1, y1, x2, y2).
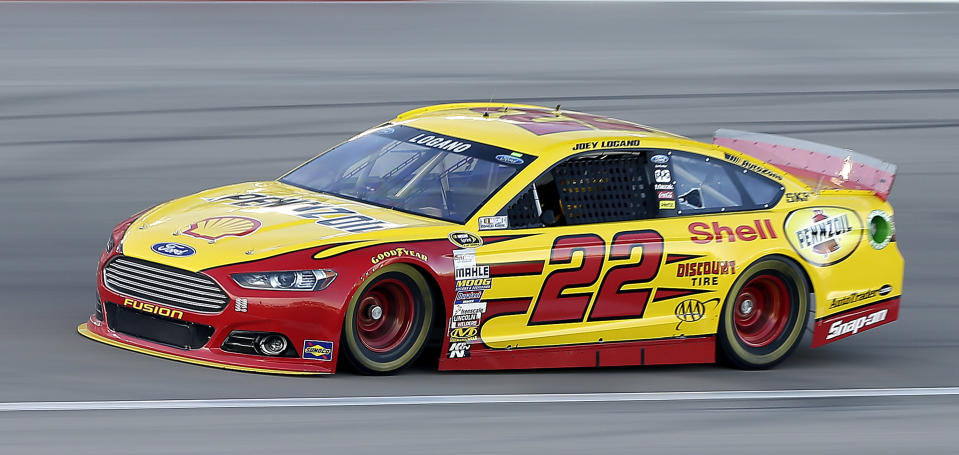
(780, 191, 903, 341)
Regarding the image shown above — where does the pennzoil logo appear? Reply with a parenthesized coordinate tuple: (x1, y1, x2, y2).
(449, 326, 478, 342)
(785, 207, 863, 267)
(122, 298, 183, 320)
(210, 194, 399, 234)
(183, 216, 261, 241)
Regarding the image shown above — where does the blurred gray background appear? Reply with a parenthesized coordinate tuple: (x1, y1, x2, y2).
(1, 2, 957, 453)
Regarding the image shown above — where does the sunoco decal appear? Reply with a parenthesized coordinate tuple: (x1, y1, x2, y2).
(303, 340, 333, 361)
(784, 207, 863, 266)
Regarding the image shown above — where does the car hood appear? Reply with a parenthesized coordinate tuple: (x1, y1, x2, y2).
(120, 181, 453, 271)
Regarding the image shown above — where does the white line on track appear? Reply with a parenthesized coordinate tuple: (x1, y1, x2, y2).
(2, 387, 959, 412)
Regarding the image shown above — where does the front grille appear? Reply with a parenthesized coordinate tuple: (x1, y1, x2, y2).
(105, 302, 214, 350)
(103, 256, 229, 313)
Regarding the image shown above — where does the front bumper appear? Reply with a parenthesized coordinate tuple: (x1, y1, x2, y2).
(79, 319, 328, 375)
(81, 251, 353, 374)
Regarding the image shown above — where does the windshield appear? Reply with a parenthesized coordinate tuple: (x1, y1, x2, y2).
(280, 125, 533, 223)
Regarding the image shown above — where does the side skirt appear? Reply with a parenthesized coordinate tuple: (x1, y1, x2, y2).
(440, 336, 716, 371)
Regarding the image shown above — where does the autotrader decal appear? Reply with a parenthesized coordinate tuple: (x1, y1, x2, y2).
(828, 284, 892, 309)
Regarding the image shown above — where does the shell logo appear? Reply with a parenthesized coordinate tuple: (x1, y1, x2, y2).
(183, 216, 262, 241)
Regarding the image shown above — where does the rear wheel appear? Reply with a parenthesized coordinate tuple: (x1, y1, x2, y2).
(342, 264, 434, 375)
(718, 257, 809, 369)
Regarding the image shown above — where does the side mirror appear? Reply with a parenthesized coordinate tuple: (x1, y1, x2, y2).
(540, 209, 557, 227)
(679, 188, 703, 209)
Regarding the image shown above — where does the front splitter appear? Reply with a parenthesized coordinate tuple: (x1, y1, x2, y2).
(77, 322, 329, 376)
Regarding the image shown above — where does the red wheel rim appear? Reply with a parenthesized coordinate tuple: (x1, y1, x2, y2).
(733, 274, 791, 348)
(355, 278, 415, 353)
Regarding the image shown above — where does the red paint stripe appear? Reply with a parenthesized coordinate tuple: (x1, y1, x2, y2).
(488, 261, 544, 278)
(441, 336, 715, 371)
(664, 254, 704, 264)
(652, 288, 712, 302)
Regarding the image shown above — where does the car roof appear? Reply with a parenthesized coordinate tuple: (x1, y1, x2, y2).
(390, 103, 692, 157)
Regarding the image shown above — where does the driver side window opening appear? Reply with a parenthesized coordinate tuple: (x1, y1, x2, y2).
(668, 151, 783, 216)
(504, 152, 652, 228)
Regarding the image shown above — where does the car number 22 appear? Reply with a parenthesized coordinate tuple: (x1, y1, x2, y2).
(528, 231, 664, 325)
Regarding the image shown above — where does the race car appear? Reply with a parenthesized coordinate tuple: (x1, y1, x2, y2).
(79, 103, 903, 375)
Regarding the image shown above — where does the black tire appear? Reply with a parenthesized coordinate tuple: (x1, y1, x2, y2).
(718, 256, 809, 369)
(341, 264, 434, 375)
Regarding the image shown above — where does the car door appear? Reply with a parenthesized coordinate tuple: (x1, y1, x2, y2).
(470, 147, 785, 354)
(471, 150, 687, 351)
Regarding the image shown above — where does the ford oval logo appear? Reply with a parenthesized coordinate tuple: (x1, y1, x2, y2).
(495, 154, 524, 165)
(151, 242, 196, 257)
(650, 154, 669, 164)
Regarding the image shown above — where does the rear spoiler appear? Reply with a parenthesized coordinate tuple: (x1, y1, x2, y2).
(713, 129, 897, 200)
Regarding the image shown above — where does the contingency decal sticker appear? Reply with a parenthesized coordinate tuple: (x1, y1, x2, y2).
(302, 340, 334, 361)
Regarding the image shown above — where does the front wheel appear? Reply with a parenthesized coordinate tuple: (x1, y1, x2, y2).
(718, 257, 809, 369)
(341, 264, 434, 375)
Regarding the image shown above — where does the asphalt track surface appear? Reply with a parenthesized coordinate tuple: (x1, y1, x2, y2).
(1, 2, 958, 453)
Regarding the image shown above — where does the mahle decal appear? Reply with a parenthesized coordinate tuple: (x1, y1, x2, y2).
(784, 207, 863, 266)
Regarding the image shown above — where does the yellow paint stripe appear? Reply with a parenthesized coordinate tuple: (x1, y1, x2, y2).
(76, 323, 328, 376)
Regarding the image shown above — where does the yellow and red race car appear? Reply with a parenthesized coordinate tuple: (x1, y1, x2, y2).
(79, 103, 902, 375)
